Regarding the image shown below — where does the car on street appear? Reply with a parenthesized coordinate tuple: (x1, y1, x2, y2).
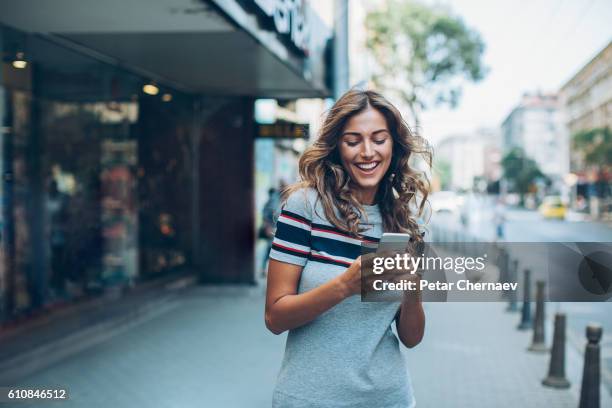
(538, 196, 566, 219)
(430, 191, 463, 214)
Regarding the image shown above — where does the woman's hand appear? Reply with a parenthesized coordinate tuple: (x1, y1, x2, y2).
(339, 256, 362, 297)
(386, 254, 422, 303)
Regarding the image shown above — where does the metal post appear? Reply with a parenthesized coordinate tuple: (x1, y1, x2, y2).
(579, 324, 602, 408)
(517, 269, 532, 330)
(506, 259, 519, 312)
(542, 313, 570, 388)
(498, 249, 508, 297)
(528, 281, 547, 352)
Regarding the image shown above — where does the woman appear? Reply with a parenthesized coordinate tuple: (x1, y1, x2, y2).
(265, 89, 431, 407)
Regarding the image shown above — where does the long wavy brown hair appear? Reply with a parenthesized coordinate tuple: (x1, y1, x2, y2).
(283, 89, 432, 241)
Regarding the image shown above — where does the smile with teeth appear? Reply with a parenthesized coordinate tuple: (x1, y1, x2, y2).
(355, 161, 380, 171)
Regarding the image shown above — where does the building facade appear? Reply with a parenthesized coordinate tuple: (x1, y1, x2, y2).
(501, 92, 569, 191)
(435, 128, 501, 192)
(560, 40, 612, 136)
(0, 0, 334, 321)
(559, 40, 611, 217)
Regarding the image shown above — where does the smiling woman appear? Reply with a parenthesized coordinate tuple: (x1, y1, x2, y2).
(338, 108, 394, 205)
(264, 89, 433, 407)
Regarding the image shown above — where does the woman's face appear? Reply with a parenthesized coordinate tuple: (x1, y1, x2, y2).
(338, 107, 393, 204)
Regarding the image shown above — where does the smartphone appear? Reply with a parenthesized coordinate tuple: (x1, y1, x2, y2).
(377, 233, 413, 253)
(377, 233, 425, 277)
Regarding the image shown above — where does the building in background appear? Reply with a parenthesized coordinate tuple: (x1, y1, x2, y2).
(501, 92, 569, 194)
(559, 40, 611, 218)
(0, 0, 334, 322)
(435, 128, 501, 192)
(560, 40, 612, 135)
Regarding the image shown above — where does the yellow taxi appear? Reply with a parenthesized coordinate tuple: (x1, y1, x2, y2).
(538, 196, 566, 219)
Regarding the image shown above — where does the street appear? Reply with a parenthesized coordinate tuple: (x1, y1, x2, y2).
(430, 194, 612, 392)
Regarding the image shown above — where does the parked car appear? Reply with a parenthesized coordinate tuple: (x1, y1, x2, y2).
(431, 191, 463, 214)
(538, 196, 566, 219)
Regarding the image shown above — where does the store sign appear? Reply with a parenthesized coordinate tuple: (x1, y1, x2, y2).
(253, 0, 309, 52)
(255, 121, 309, 139)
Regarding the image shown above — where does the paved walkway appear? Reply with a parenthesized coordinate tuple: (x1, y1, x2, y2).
(6, 284, 609, 407)
(408, 303, 577, 408)
(7, 285, 283, 408)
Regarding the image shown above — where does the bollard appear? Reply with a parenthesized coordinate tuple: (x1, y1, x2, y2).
(506, 259, 519, 312)
(499, 249, 508, 283)
(498, 250, 509, 298)
(517, 269, 532, 330)
(542, 313, 570, 388)
(578, 324, 602, 408)
(528, 280, 547, 352)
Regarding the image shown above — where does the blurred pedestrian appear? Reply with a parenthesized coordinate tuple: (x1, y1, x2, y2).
(460, 201, 469, 227)
(265, 90, 430, 407)
(494, 197, 506, 241)
(259, 187, 280, 277)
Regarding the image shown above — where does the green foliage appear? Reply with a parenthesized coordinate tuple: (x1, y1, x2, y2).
(365, 0, 487, 123)
(572, 127, 612, 167)
(433, 157, 451, 190)
(501, 148, 546, 200)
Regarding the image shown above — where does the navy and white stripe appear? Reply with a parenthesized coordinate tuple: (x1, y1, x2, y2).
(270, 201, 380, 268)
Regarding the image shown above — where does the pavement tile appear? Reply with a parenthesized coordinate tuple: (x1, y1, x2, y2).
(6, 286, 606, 408)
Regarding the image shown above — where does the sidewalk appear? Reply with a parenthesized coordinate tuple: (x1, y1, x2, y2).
(4, 283, 609, 407)
(407, 302, 582, 408)
(4, 284, 284, 408)
(0, 272, 197, 385)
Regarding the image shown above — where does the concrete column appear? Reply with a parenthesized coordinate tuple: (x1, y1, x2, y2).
(198, 97, 255, 284)
(333, 0, 349, 99)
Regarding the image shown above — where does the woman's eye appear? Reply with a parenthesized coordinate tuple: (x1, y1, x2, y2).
(345, 141, 359, 147)
(373, 138, 387, 145)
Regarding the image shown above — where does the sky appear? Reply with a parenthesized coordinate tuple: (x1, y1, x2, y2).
(417, 0, 612, 145)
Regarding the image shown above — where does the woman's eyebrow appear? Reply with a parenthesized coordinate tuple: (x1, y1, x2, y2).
(341, 128, 389, 137)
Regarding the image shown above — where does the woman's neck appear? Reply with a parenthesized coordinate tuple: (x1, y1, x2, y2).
(354, 187, 378, 206)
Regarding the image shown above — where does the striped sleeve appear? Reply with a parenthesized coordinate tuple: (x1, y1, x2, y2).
(269, 189, 312, 267)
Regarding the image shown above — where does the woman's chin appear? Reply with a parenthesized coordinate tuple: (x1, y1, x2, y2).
(352, 180, 382, 196)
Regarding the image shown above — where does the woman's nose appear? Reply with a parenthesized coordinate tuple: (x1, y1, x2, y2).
(361, 140, 374, 158)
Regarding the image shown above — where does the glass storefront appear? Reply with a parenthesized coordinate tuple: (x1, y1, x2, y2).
(0, 24, 198, 321)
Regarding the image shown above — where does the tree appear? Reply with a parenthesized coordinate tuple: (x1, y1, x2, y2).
(572, 127, 612, 214)
(365, 0, 487, 126)
(501, 148, 546, 205)
(572, 127, 612, 169)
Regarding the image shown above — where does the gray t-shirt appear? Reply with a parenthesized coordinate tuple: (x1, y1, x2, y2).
(269, 188, 416, 408)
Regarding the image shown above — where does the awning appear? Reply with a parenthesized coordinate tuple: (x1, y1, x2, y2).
(0, 0, 332, 98)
